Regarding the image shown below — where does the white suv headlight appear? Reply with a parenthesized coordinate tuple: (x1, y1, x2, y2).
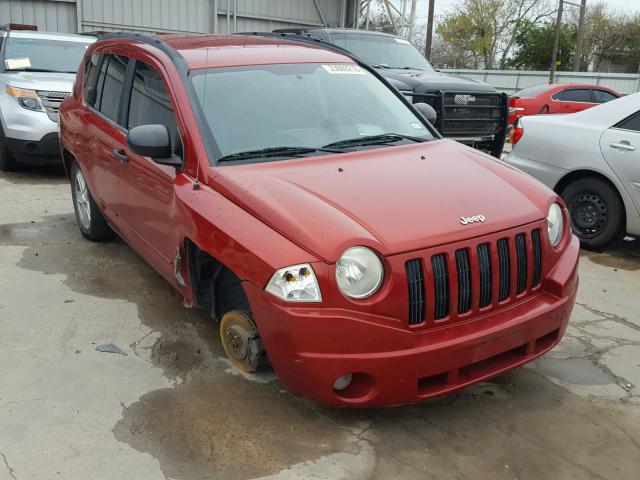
(6, 85, 44, 112)
(265, 264, 321, 302)
(547, 203, 564, 247)
(336, 247, 384, 299)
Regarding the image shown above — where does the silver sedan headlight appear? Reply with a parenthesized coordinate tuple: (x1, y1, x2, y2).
(547, 203, 564, 247)
(336, 247, 384, 299)
(265, 264, 321, 302)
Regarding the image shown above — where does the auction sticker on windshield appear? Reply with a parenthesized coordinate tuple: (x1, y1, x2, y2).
(322, 64, 365, 75)
(5, 57, 31, 70)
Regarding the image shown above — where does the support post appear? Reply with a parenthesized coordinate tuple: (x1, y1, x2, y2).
(573, 0, 587, 71)
(550, 0, 564, 83)
(425, 0, 435, 60)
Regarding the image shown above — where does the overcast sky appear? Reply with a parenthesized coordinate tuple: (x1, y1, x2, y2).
(411, 0, 640, 20)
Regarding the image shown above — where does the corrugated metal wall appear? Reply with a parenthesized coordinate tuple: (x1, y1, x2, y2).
(77, 0, 354, 35)
(0, 0, 77, 33)
(78, 0, 210, 34)
(1, 0, 355, 35)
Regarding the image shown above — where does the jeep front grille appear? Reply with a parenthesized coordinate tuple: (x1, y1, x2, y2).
(37, 90, 70, 123)
(405, 227, 543, 326)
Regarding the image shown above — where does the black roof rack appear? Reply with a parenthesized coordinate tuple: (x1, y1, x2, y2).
(0, 23, 38, 31)
(239, 31, 361, 63)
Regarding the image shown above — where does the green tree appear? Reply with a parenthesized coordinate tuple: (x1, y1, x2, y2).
(436, 0, 552, 69)
(508, 20, 576, 71)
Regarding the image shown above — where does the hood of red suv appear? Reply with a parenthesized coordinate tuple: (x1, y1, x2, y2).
(211, 139, 553, 262)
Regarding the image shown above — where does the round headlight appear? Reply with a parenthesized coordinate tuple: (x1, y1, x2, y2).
(336, 247, 384, 299)
(547, 203, 564, 247)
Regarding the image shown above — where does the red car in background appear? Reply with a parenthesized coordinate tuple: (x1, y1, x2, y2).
(508, 83, 620, 125)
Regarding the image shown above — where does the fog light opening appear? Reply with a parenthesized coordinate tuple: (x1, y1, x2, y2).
(332, 372, 377, 401)
(332, 373, 353, 391)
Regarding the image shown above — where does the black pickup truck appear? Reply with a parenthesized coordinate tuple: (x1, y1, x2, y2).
(272, 28, 508, 158)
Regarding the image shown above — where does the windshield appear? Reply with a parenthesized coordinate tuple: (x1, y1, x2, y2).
(191, 63, 433, 162)
(331, 33, 435, 71)
(3, 36, 91, 73)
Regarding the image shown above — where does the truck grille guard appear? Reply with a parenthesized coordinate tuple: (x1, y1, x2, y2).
(402, 89, 509, 158)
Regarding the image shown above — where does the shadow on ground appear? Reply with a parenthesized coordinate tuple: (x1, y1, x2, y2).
(2, 214, 639, 480)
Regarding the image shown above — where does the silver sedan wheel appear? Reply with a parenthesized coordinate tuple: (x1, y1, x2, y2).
(74, 169, 92, 231)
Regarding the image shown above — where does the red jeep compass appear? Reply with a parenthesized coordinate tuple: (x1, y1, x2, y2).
(59, 33, 579, 407)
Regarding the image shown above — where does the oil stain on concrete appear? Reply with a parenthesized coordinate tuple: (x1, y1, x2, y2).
(5, 214, 640, 480)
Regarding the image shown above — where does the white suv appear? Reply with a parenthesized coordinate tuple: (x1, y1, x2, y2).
(0, 25, 94, 171)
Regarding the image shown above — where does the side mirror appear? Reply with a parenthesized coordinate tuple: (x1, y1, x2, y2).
(86, 85, 97, 106)
(414, 102, 438, 125)
(127, 125, 182, 168)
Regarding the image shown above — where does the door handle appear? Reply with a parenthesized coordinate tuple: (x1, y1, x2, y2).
(112, 148, 129, 163)
(609, 141, 636, 152)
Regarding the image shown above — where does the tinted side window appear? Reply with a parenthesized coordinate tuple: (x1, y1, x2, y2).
(592, 89, 618, 104)
(96, 54, 129, 124)
(128, 61, 178, 143)
(561, 89, 591, 102)
(83, 54, 101, 106)
(615, 112, 640, 132)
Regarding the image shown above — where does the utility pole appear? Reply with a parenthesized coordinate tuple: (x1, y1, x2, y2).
(407, 0, 418, 40)
(425, 0, 435, 60)
(573, 0, 587, 71)
(549, 0, 564, 83)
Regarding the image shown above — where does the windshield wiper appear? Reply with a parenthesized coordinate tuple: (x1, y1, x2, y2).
(218, 146, 343, 163)
(371, 64, 392, 69)
(323, 133, 428, 149)
(7, 67, 76, 74)
(396, 66, 430, 71)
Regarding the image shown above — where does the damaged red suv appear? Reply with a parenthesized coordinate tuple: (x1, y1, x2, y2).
(59, 33, 579, 406)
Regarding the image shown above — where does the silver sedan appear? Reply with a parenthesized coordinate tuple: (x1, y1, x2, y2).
(505, 92, 640, 249)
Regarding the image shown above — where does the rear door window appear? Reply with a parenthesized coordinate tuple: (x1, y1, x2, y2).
(614, 112, 640, 132)
(95, 54, 129, 124)
(560, 89, 592, 103)
(592, 89, 618, 104)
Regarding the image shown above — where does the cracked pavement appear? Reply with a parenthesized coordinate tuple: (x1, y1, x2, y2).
(0, 168, 639, 480)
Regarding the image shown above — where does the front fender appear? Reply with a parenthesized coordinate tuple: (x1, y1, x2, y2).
(174, 177, 320, 294)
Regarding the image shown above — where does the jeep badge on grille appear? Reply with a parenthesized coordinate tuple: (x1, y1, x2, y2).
(460, 215, 486, 225)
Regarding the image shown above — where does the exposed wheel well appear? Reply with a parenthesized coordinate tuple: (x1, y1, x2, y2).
(554, 169, 626, 218)
(184, 239, 251, 321)
(62, 149, 75, 179)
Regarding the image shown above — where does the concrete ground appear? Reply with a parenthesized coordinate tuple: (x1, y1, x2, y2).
(1, 167, 639, 480)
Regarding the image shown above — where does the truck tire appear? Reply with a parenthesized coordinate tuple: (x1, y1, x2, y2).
(70, 161, 116, 241)
(562, 177, 624, 250)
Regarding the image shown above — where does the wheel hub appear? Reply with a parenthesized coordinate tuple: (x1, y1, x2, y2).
(219, 310, 266, 373)
(223, 325, 250, 361)
(572, 193, 607, 237)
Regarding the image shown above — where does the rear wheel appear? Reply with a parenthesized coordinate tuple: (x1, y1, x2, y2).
(219, 310, 267, 373)
(70, 161, 116, 241)
(562, 177, 624, 249)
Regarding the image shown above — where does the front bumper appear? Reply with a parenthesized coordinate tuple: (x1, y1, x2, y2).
(245, 235, 580, 407)
(5, 132, 61, 163)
